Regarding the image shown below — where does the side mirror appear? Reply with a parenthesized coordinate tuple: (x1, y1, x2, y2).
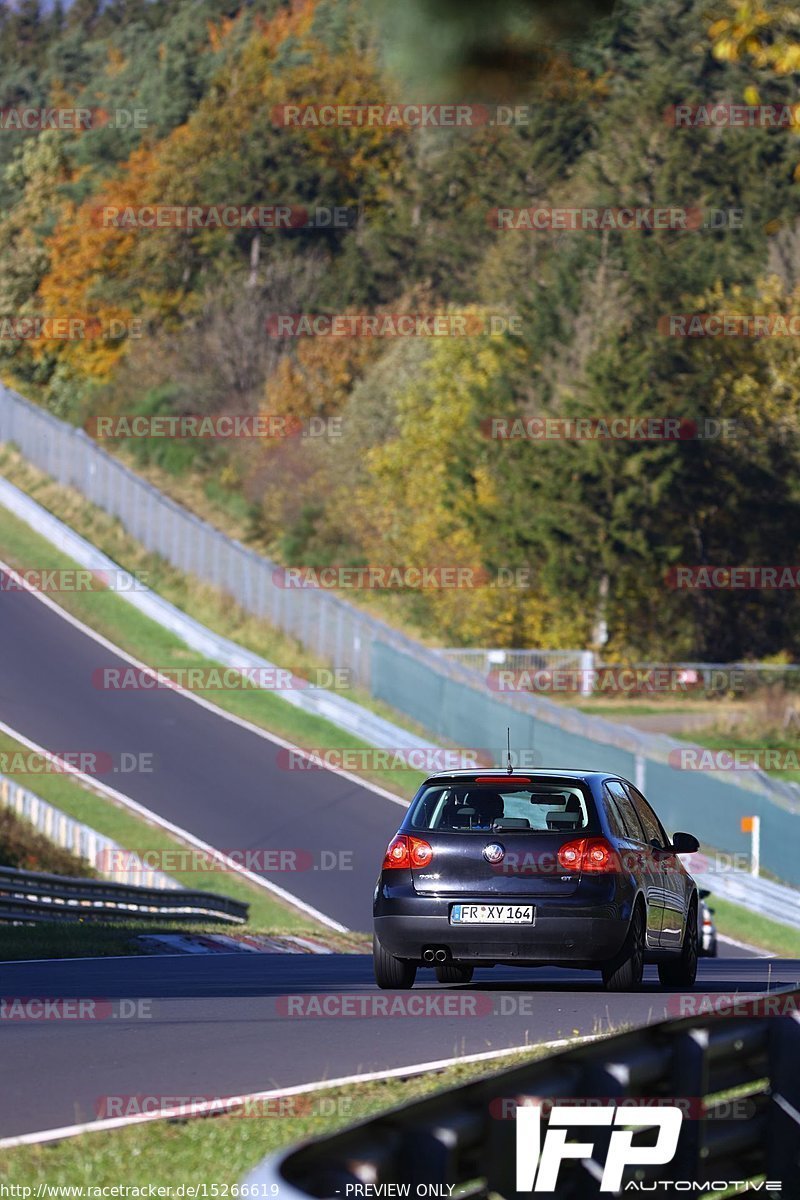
(671, 831, 699, 854)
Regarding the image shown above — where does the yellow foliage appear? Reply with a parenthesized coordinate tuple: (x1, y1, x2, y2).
(353, 315, 574, 646)
(709, 1, 800, 76)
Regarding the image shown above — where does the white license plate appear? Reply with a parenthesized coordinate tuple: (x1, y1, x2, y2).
(450, 904, 534, 925)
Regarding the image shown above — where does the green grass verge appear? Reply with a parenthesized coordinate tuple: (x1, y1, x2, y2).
(674, 726, 800, 784)
(0, 917, 369, 961)
(706, 894, 800, 958)
(0, 1045, 550, 1184)
(0, 920, 216, 961)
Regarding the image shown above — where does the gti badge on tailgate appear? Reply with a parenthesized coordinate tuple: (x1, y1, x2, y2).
(482, 842, 505, 864)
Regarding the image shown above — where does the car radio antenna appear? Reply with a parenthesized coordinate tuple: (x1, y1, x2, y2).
(507, 726, 513, 774)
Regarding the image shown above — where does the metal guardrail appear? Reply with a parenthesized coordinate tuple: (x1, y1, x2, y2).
(696, 866, 800, 931)
(245, 991, 800, 1197)
(0, 864, 248, 924)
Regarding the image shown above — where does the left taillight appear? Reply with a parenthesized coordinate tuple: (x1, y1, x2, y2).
(382, 834, 433, 870)
(557, 837, 619, 873)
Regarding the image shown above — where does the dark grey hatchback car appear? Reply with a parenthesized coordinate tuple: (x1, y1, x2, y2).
(373, 769, 700, 991)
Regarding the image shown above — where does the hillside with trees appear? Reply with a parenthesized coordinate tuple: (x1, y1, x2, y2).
(1, 0, 799, 659)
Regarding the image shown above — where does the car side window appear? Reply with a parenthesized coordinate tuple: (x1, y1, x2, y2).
(625, 784, 668, 848)
(601, 790, 627, 840)
(605, 781, 645, 842)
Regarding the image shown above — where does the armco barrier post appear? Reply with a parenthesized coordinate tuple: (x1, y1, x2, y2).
(579, 649, 595, 697)
(742, 814, 761, 877)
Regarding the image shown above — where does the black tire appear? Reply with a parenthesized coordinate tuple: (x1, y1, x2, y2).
(658, 903, 699, 987)
(434, 961, 474, 985)
(602, 904, 645, 992)
(373, 934, 417, 989)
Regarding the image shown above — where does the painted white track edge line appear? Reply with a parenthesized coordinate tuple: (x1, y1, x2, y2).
(0, 1035, 598, 1149)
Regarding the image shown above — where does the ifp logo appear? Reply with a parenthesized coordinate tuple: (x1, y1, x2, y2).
(516, 1104, 683, 1192)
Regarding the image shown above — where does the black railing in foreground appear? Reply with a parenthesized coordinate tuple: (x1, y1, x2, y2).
(0, 864, 248, 924)
(247, 990, 800, 1198)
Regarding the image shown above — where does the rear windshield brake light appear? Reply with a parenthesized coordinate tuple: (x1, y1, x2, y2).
(474, 775, 531, 784)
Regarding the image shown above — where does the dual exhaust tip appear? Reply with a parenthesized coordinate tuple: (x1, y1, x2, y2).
(423, 948, 449, 963)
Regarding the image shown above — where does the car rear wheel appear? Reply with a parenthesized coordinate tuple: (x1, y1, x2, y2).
(373, 934, 417, 989)
(434, 961, 474, 985)
(658, 903, 699, 987)
(602, 904, 645, 992)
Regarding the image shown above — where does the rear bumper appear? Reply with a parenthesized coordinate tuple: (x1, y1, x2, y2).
(374, 895, 630, 964)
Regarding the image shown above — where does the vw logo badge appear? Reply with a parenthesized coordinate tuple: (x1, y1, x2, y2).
(483, 842, 505, 864)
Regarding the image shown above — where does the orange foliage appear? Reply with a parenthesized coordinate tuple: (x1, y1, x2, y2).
(34, 1, 406, 383)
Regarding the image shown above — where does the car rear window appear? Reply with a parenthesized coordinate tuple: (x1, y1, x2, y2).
(406, 783, 590, 832)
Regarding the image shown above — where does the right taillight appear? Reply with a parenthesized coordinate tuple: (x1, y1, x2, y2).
(558, 837, 619, 873)
(382, 834, 433, 870)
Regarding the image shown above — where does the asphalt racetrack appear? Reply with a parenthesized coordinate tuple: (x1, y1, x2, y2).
(1, 947, 793, 1141)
